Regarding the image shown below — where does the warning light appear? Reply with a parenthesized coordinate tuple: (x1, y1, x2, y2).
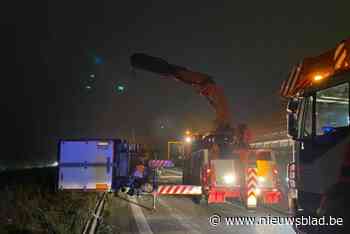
(185, 130, 191, 135)
(313, 75, 324, 82)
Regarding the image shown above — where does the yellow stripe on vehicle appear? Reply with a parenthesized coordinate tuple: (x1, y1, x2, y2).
(257, 160, 271, 177)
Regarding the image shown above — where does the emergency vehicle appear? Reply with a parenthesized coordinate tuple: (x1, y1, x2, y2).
(131, 54, 282, 208)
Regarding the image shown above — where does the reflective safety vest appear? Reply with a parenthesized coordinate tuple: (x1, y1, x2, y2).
(134, 164, 145, 178)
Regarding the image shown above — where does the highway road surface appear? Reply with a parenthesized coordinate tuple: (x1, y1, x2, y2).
(104, 169, 296, 234)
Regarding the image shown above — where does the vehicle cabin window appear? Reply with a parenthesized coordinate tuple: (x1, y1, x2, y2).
(316, 83, 349, 136)
(300, 96, 313, 137)
(248, 152, 256, 162)
(256, 151, 271, 161)
(297, 98, 305, 138)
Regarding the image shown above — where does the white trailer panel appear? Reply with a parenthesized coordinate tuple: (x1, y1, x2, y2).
(58, 140, 115, 191)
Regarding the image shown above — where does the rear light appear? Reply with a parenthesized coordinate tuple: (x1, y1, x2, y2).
(206, 168, 211, 174)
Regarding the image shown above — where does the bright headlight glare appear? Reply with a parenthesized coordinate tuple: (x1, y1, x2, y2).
(256, 188, 261, 195)
(185, 136, 192, 143)
(258, 176, 266, 182)
(247, 196, 257, 207)
(223, 175, 235, 184)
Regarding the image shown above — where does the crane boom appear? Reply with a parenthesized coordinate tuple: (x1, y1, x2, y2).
(130, 53, 232, 131)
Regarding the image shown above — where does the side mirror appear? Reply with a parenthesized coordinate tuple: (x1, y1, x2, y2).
(287, 113, 298, 139)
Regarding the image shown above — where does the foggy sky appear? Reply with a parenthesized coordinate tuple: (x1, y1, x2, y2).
(8, 0, 350, 163)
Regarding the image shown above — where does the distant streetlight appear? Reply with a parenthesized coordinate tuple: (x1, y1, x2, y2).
(184, 136, 192, 143)
(85, 85, 93, 92)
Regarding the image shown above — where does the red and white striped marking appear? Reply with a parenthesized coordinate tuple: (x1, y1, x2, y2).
(334, 40, 349, 70)
(280, 62, 302, 97)
(149, 160, 174, 168)
(246, 167, 258, 208)
(157, 185, 202, 195)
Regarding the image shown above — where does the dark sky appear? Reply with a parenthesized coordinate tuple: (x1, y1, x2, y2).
(8, 1, 349, 164)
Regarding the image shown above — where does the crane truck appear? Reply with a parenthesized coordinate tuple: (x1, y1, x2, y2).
(281, 38, 350, 233)
(131, 54, 281, 207)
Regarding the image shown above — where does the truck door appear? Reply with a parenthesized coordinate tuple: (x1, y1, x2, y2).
(296, 82, 350, 215)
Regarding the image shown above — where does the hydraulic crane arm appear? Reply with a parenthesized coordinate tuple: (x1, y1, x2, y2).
(130, 53, 232, 131)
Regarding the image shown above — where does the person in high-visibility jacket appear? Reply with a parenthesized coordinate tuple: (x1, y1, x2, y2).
(134, 163, 146, 178)
(126, 159, 147, 196)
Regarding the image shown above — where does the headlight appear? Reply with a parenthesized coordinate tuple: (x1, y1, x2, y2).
(258, 176, 266, 183)
(223, 175, 235, 184)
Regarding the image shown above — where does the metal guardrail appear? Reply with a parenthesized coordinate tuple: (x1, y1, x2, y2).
(82, 192, 107, 234)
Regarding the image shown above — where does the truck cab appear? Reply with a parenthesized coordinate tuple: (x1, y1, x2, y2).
(286, 69, 350, 233)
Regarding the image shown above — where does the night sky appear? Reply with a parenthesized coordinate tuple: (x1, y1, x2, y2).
(8, 1, 349, 165)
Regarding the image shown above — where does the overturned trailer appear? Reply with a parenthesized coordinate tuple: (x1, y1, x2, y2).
(57, 139, 143, 192)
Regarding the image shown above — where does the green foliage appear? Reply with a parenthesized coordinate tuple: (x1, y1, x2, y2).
(0, 185, 97, 234)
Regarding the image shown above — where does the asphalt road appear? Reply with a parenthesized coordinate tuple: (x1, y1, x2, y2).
(104, 169, 295, 234)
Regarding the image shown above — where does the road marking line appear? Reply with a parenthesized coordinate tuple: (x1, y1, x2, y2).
(129, 197, 153, 234)
(227, 201, 245, 210)
(159, 198, 202, 234)
(163, 169, 183, 175)
(159, 175, 182, 179)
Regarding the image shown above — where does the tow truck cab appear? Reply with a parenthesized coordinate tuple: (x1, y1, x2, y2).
(287, 72, 350, 231)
